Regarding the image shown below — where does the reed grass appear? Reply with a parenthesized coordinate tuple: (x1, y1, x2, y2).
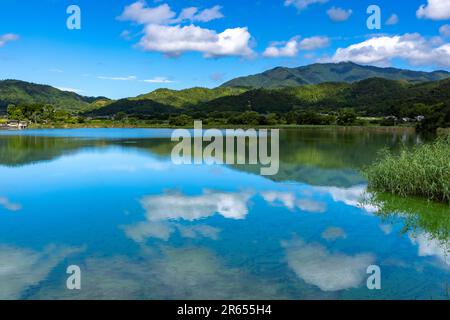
(364, 135, 450, 204)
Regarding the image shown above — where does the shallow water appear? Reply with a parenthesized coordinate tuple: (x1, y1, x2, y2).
(0, 128, 448, 300)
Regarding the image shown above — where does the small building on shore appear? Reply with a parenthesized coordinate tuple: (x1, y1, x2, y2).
(2, 120, 29, 129)
(415, 115, 425, 122)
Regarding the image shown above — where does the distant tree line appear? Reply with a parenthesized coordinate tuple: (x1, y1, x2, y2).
(6, 101, 450, 133)
(6, 104, 85, 124)
(165, 109, 363, 127)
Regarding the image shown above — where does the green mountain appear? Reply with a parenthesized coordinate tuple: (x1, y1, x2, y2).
(221, 62, 450, 88)
(0, 79, 108, 113)
(4, 63, 450, 120)
(85, 98, 177, 117)
(134, 87, 248, 108)
(87, 77, 450, 118)
(193, 82, 353, 114)
(196, 78, 450, 115)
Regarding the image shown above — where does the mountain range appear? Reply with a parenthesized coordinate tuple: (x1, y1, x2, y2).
(1, 63, 450, 116)
(221, 62, 450, 88)
(87, 77, 450, 118)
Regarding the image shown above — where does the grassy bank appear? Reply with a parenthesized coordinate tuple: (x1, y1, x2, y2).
(364, 135, 450, 204)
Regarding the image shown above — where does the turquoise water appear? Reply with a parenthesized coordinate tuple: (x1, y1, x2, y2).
(0, 128, 448, 300)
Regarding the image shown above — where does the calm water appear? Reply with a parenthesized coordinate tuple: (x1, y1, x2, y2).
(0, 128, 449, 300)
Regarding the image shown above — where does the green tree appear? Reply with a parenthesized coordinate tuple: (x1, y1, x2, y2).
(417, 103, 450, 133)
(286, 111, 299, 125)
(7, 105, 24, 120)
(265, 113, 279, 125)
(169, 114, 192, 127)
(337, 108, 357, 126)
(115, 112, 127, 121)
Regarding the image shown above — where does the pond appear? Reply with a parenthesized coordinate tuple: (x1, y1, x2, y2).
(0, 127, 448, 300)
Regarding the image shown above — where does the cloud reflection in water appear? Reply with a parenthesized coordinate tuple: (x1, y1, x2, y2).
(282, 237, 375, 292)
(123, 190, 252, 242)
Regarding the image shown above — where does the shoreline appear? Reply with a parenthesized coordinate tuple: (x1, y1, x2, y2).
(20, 123, 417, 131)
(3, 123, 449, 135)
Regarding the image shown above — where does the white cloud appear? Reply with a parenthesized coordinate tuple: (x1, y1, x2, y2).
(0, 33, 19, 47)
(327, 7, 353, 22)
(430, 35, 445, 46)
(285, 0, 328, 11)
(261, 191, 327, 213)
(282, 238, 375, 291)
(328, 33, 450, 68)
(56, 87, 85, 94)
(315, 185, 377, 213)
(263, 38, 299, 57)
(118, 2, 176, 25)
(324, 185, 366, 207)
(0, 197, 22, 212)
(297, 199, 327, 213)
(120, 2, 224, 25)
(97, 75, 137, 81)
(409, 232, 450, 268)
(119, 2, 250, 58)
(177, 225, 221, 240)
(263, 36, 329, 57)
(417, 0, 450, 20)
(123, 190, 250, 243)
(140, 190, 253, 221)
(321, 227, 347, 241)
(139, 24, 254, 58)
(261, 191, 296, 209)
(176, 7, 198, 23)
(299, 36, 330, 50)
(123, 221, 174, 242)
(176, 5, 224, 23)
(194, 5, 224, 22)
(440, 24, 450, 37)
(0, 245, 82, 299)
(386, 14, 399, 25)
(141, 77, 174, 83)
(123, 221, 221, 243)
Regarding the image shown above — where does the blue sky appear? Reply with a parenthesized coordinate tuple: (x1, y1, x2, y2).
(0, 0, 450, 99)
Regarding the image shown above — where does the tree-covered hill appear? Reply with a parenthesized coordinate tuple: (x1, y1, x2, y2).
(221, 62, 450, 88)
(0, 79, 109, 113)
(134, 87, 248, 108)
(85, 98, 177, 117)
(86, 77, 450, 120)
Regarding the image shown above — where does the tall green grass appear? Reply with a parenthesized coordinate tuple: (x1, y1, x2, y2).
(364, 135, 450, 204)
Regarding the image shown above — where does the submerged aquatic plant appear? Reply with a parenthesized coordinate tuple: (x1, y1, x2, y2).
(364, 135, 450, 204)
(361, 191, 450, 244)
